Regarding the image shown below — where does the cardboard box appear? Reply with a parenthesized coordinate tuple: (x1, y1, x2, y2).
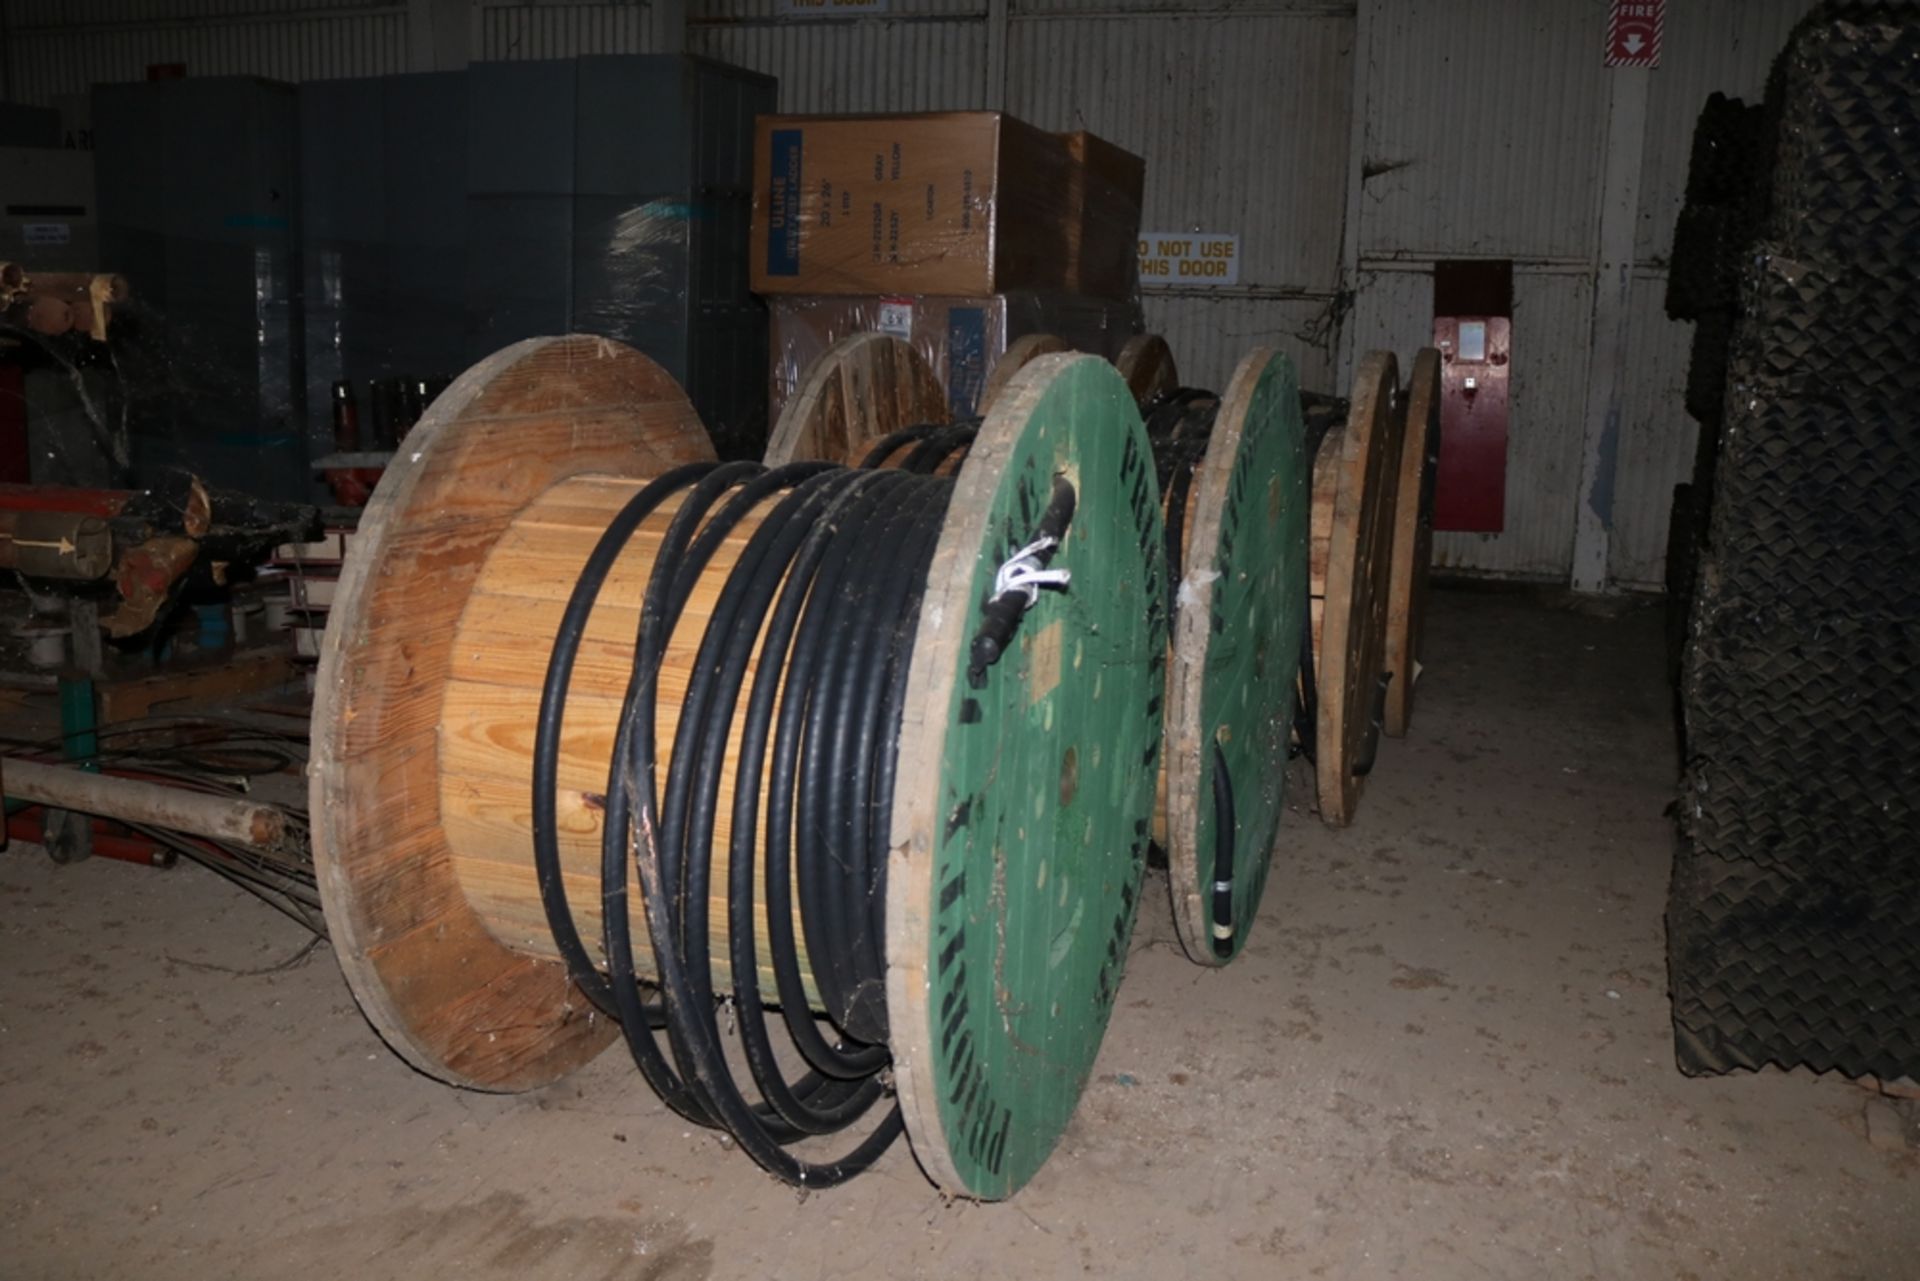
(1060, 130, 1145, 298)
(753, 113, 1093, 298)
(769, 291, 1145, 421)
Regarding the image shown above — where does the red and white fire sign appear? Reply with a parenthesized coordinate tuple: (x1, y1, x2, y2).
(1606, 0, 1664, 68)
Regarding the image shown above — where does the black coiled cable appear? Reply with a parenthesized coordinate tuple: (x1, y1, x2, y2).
(1141, 388, 1221, 621)
(530, 457, 1070, 1187)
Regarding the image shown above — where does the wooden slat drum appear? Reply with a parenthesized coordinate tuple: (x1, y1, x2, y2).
(1384, 347, 1442, 738)
(1158, 348, 1311, 965)
(1308, 351, 1405, 828)
(762, 332, 947, 467)
(313, 335, 1167, 1201)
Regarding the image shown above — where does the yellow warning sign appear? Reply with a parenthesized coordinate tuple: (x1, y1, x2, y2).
(1138, 233, 1240, 286)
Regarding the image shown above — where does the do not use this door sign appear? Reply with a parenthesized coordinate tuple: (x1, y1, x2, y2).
(1138, 233, 1240, 286)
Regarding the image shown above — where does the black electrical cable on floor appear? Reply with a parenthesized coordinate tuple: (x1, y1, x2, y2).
(530, 458, 1072, 1187)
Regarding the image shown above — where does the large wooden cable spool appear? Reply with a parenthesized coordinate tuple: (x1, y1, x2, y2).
(762, 332, 947, 468)
(1384, 348, 1442, 738)
(1114, 333, 1180, 408)
(1157, 348, 1310, 966)
(765, 334, 1310, 970)
(310, 336, 713, 1091)
(1308, 351, 1405, 828)
(313, 335, 1166, 1200)
(976, 333, 1070, 418)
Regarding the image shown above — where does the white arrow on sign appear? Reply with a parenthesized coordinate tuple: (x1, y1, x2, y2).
(1, 535, 79, 556)
(1623, 32, 1645, 54)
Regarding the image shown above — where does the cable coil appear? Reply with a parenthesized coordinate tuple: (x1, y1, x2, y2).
(530, 459, 1071, 1186)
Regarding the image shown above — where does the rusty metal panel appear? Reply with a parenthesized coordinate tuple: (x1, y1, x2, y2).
(1359, 0, 1608, 261)
(6, 10, 408, 106)
(1637, 0, 1819, 262)
(481, 3, 681, 59)
(1431, 269, 1592, 580)
(687, 19, 989, 112)
(1005, 11, 1350, 292)
(1607, 271, 1699, 588)
(1142, 293, 1336, 398)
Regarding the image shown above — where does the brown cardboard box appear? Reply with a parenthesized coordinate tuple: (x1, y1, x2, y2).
(768, 291, 1145, 421)
(753, 113, 1086, 297)
(1059, 131, 1146, 298)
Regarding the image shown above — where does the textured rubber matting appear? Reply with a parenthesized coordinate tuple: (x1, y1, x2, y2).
(1671, 3, 1920, 1080)
(1669, 841, 1920, 1079)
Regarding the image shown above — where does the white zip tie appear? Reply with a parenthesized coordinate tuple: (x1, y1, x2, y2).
(990, 536, 1071, 608)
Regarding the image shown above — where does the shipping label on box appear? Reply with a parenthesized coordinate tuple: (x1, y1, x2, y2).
(1139, 232, 1240, 286)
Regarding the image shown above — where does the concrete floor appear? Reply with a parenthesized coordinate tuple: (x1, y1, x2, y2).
(3, 589, 1915, 1280)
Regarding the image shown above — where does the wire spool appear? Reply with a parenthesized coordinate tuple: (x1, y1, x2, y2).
(1383, 348, 1441, 739)
(1114, 334, 1180, 407)
(312, 335, 1167, 1200)
(977, 334, 1071, 417)
(1145, 350, 1311, 965)
(762, 332, 947, 468)
(1308, 351, 1405, 828)
(774, 334, 1310, 966)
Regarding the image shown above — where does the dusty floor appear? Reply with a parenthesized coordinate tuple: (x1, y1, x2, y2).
(3, 589, 1915, 1280)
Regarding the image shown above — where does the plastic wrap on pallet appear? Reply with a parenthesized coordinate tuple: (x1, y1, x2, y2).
(93, 78, 309, 502)
(300, 72, 470, 458)
(751, 113, 1144, 302)
(769, 292, 1145, 422)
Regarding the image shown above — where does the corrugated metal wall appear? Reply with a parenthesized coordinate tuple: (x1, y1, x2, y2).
(1004, 4, 1351, 391)
(1351, 0, 1816, 587)
(2, 2, 408, 105)
(481, 3, 681, 60)
(7, 0, 1826, 590)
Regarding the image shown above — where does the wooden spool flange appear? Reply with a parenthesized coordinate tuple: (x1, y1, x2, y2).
(976, 333, 1070, 418)
(309, 335, 716, 1091)
(1115, 334, 1180, 408)
(315, 335, 1164, 1200)
(1308, 351, 1404, 829)
(1384, 348, 1441, 738)
(762, 332, 947, 468)
(887, 351, 1166, 1197)
(1162, 348, 1310, 966)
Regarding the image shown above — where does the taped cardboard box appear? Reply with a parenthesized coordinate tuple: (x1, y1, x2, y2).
(769, 292, 1145, 421)
(1060, 130, 1145, 298)
(753, 113, 1141, 300)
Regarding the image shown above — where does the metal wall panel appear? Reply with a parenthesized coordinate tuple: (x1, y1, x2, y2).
(695, 0, 981, 19)
(1636, 0, 1817, 261)
(1011, 0, 1348, 16)
(1431, 269, 1592, 581)
(8, 0, 388, 24)
(1358, 0, 1608, 261)
(7, 11, 409, 106)
(481, 3, 680, 59)
(1005, 11, 1350, 292)
(1142, 293, 1334, 398)
(1608, 271, 1699, 588)
(1345, 266, 1430, 376)
(687, 20, 988, 112)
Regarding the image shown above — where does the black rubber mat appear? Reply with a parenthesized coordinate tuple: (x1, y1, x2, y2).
(1670, 3, 1920, 1080)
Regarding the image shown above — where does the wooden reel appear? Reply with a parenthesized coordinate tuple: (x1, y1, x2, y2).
(1384, 348, 1442, 738)
(1115, 333, 1180, 408)
(313, 335, 1166, 1201)
(1308, 351, 1405, 828)
(1159, 348, 1310, 966)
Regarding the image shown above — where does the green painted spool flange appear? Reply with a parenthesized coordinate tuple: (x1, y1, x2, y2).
(1165, 349, 1310, 965)
(886, 352, 1167, 1200)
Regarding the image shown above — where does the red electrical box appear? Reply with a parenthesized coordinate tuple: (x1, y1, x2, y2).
(1432, 315, 1510, 532)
